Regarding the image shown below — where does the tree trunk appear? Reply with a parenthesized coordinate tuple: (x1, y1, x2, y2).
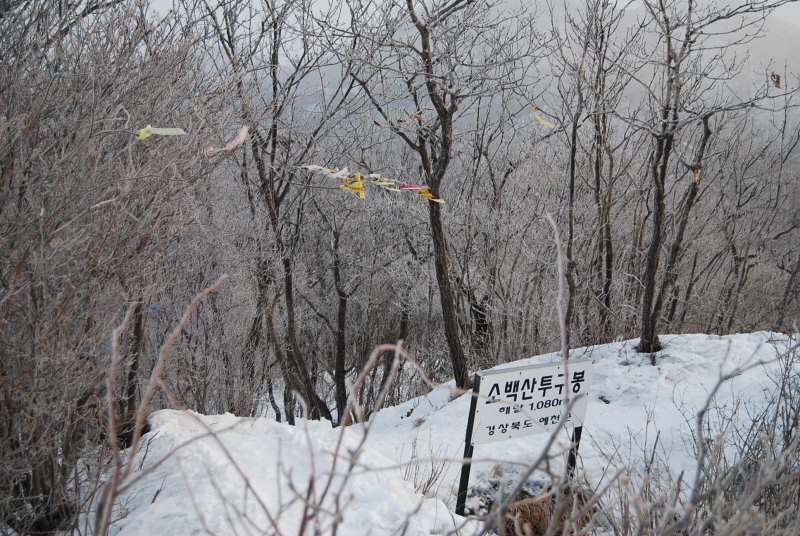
(776, 256, 800, 329)
(406, 0, 470, 389)
(638, 136, 669, 354)
(332, 230, 348, 425)
(241, 255, 271, 415)
(428, 200, 470, 388)
(121, 302, 144, 448)
(249, 123, 332, 422)
(282, 255, 333, 421)
(564, 92, 583, 347)
(653, 117, 712, 331)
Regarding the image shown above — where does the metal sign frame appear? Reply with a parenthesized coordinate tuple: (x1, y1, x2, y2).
(455, 359, 593, 516)
(471, 359, 593, 445)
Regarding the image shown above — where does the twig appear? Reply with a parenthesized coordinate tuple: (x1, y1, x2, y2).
(126, 274, 228, 473)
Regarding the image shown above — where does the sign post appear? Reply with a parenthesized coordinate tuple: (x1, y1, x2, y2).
(455, 359, 593, 516)
(455, 375, 480, 516)
(566, 425, 582, 479)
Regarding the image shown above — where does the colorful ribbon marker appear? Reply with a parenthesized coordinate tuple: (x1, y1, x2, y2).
(299, 165, 444, 202)
(137, 125, 186, 140)
(533, 107, 555, 128)
(206, 125, 249, 156)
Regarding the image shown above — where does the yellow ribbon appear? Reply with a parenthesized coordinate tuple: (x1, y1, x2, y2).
(137, 125, 186, 139)
(300, 165, 443, 201)
(533, 107, 555, 128)
(340, 173, 365, 199)
(418, 187, 444, 203)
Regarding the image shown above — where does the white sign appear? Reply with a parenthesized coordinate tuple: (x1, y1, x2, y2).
(470, 359, 594, 445)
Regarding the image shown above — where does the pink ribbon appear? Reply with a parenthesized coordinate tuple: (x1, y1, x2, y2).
(206, 125, 249, 156)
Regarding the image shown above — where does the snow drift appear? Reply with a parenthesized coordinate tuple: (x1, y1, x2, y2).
(102, 332, 798, 535)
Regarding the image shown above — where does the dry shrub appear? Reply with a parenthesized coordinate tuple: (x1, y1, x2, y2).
(600, 337, 800, 536)
(0, 2, 214, 532)
(505, 489, 554, 536)
(505, 484, 594, 536)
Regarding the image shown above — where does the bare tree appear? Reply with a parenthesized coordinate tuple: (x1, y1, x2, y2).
(633, 0, 793, 353)
(0, 1, 216, 532)
(342, 0, 543, 388)
(194, 0, 366, 421)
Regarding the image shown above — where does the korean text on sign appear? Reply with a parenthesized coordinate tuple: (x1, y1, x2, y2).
(470, 359, 593, 445)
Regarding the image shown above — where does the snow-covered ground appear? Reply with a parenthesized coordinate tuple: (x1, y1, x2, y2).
(102, 332, 797, 535)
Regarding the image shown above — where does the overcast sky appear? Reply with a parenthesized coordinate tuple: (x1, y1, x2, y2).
(147, 0, 798, 89)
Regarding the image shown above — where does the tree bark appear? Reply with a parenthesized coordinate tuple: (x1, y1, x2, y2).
(653, 116, 712, 328)
(405, 0, 470, 388)
(429, 200, 470, 388)
(638, 132, 670, 353)
(332, 230, 348, 425)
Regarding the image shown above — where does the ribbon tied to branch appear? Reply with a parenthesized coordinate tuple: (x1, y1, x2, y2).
(299, 164, 444, 202)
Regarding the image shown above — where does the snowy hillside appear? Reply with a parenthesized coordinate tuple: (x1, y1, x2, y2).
(101, 332, 798, 535)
